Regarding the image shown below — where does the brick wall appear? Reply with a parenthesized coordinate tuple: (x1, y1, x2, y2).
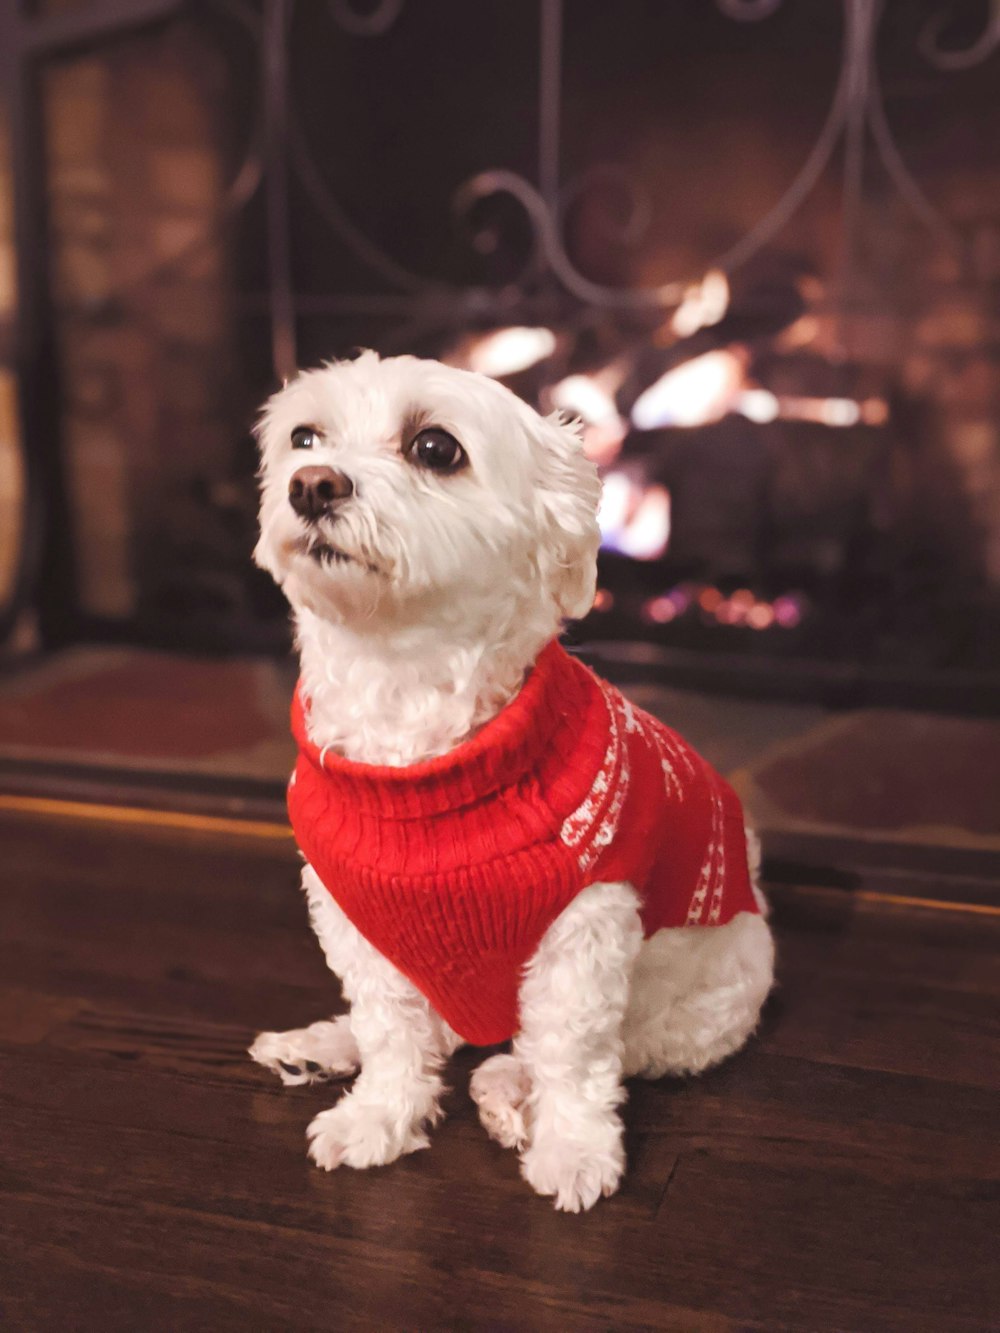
(42, 16, 237, 623)
(0, 109, 23, 616)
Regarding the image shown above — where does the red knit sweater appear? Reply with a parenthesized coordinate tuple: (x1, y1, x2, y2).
(288, 641, 759, 1046)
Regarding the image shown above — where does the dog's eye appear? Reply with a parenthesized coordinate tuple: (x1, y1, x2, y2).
(407, 428, 467, 473)
(291, 426, 320, 450)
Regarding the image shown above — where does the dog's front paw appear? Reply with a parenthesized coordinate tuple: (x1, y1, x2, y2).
(520, 1124, 625, 1212)
(306, 1097, 433, 1171)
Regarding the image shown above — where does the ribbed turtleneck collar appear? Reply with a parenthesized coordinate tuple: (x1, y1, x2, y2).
(291, 639, 592, 819)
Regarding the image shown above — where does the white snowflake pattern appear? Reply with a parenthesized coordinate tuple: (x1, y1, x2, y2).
(560, 681, 632, 871)
(685, 783, 726, 925)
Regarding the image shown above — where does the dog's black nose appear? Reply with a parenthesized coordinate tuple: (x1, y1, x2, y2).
(288, 466, 354, 521)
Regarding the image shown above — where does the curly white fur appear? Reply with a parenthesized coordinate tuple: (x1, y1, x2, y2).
(250, 351, 775, 1210)
(254, 350, 599, 765)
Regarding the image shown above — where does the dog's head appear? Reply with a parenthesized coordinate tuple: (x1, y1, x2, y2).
(254, 352, 601, 630)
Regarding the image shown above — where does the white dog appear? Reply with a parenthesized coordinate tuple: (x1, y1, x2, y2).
(249, 351, 774, 1212)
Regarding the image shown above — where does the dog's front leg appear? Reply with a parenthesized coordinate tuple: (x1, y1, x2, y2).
(305, 941, 457, 1172)
(303, 869, 459, 1172)
(515, 881, 643, 1212)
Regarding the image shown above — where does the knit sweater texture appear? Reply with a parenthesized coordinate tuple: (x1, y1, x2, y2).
(289, 640, 759, 1045)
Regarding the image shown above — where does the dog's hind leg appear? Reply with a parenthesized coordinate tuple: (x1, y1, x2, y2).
(621, 900, 774, 1080)
(249, 1016, 360, 1087)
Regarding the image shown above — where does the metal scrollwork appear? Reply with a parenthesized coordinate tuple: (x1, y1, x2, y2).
(715, 0, 785, 21)
(327, 0, 405, 38)
(919, 0, 1000, 71)
(3, 0, 996, 646)
(452, 170, 683, 310)
(559, 165, 655, 253)
(272, 0, 992, 354)
(6, 0, 997, 378)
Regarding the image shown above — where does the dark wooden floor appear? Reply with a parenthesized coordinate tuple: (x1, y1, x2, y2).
(1, 807, 997, 1332)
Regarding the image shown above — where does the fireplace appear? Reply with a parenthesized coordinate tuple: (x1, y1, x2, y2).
(2, 0, 999, 706)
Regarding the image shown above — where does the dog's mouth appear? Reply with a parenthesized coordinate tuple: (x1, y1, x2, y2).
(299, 538, 382, 577)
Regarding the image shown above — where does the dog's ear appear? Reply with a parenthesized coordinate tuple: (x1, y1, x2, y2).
(528, 410, 602, 621)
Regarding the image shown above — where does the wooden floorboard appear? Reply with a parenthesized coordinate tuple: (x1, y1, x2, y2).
(0, 808, 997, 1332)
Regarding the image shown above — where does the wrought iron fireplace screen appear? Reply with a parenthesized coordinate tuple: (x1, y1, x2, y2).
(2, 0, 999, 697)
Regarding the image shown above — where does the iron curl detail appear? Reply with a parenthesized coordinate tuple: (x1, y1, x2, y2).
(327, 0, 405, 38)
(715, 0, 785, 21)
(919, 0, 1000, 70)
(452, 169, 682, 310)
(559, 165, 654, 252)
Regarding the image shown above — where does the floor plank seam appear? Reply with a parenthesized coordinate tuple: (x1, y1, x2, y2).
(654, 1152, 682, 1219)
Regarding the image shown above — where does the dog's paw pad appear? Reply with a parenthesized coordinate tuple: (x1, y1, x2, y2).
(477, 1099, 528, 1150)
(249, 1023, 360, 1087)
(470, 1053, 530, 1151)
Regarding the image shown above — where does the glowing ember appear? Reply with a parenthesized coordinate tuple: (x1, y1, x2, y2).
(772, 594, 805, 628)
(747, 602, 776, 630)
(627, 584, 806, 632)
(643, 595, 678, 624)
(713, 598, 745, 626)
(631, 349, 746, 430)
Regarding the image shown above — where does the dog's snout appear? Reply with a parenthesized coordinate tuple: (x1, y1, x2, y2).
(288, 466, 354, 521)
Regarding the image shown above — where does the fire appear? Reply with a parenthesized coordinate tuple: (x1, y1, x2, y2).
(550, 373, 618, 426)
(455, 326, 557, 377)
(739, 393, 890, 428)
(670, 269, 730, 338)
(549, 369, 628, 466)
(631, 349, 746, 430)
(598, 472, 671, 560)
